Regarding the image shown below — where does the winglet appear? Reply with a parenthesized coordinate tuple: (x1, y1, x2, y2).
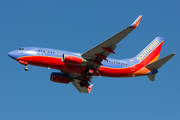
(128, 15, 142, 28)
(88, 84, 93, 93)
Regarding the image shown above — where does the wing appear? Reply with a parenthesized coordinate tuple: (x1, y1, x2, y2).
(81, 15, 142, 67)
(62, 71, 93, 93)
(62, 15, 142, 93)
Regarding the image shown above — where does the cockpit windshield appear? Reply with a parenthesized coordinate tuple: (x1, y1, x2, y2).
(18, 48, 24, 50)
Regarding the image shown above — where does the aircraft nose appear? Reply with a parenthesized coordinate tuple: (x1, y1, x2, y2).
(8, 51, 16, 59)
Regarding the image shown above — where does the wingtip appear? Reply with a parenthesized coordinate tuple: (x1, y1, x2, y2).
(169, 53, 176, 57)
(129, 15, 143, 28)
(88, 84, 93, 93)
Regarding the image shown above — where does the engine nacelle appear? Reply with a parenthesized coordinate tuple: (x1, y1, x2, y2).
(50, 72, 70, 84)
(62, 54, 86, 65)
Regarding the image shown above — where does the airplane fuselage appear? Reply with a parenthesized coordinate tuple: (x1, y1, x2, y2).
(8, 46, 158, 78)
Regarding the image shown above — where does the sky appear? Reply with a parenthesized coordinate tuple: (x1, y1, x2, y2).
(0, 0, 180, 120)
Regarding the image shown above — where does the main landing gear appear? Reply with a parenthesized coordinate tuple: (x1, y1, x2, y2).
(84, 64, 94, 76)
(80, 80, 86, 87)
(79, 64, 94, 87)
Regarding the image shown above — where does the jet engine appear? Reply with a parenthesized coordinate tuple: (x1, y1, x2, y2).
(62, 54, 87, 65)
(50, 72, 70, 84)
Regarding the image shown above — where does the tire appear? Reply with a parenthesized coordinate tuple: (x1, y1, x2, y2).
(80, 80, 86, 87)
(25, 66, 28, 71)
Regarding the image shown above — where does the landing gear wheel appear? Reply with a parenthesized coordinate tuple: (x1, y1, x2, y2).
(80, 80, 86, 87)
(25, 66, 28, 71)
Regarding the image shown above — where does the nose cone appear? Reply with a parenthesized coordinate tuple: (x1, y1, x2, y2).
(8, 51, 16, 59)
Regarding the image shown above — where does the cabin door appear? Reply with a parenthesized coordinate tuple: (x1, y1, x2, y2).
(130, 60, 135, 71)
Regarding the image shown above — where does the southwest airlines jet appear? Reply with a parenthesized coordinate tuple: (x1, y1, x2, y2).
(8, 15, 176, 93)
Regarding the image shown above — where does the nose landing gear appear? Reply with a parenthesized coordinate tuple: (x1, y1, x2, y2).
(25, 66, 28, 71)
(18, 60, 28, 71)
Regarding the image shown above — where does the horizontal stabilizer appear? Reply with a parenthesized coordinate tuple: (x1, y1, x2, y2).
(146, 53, 175, 81)
(146, 74, 156, 81)
(145, 53, 176, 70)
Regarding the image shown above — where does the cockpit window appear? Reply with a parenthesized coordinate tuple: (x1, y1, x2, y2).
(18, 48, 24, 50)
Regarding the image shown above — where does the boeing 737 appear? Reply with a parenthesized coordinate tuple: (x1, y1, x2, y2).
(8, 15, 176, 93)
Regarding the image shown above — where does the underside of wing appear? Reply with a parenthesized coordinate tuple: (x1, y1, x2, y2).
(61, 71, 93, 93)
(71, 79, 93, 93)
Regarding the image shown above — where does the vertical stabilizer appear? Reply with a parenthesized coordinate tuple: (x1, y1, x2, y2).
(134, 37, 164, 65)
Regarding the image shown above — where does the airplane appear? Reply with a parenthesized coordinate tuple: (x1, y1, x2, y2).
(8, 15, 176, 93)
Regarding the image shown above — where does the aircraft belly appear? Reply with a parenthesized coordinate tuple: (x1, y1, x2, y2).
(98, 64, 148, 77)
(98, 67, 131, 77)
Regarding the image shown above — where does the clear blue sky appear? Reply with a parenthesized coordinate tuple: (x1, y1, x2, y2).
(1, 0, 180, 120)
